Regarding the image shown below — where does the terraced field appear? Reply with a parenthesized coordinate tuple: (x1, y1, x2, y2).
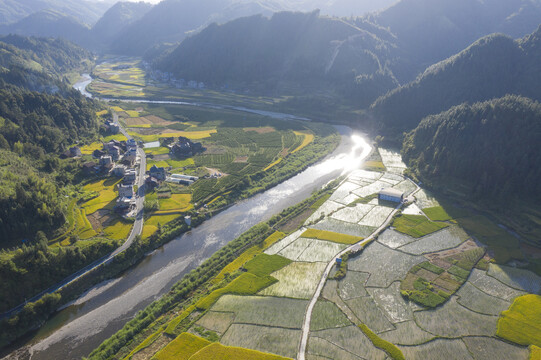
(118, 148, 540, 360)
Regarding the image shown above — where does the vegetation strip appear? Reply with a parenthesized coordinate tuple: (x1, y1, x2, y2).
(358, 323, 406, 360)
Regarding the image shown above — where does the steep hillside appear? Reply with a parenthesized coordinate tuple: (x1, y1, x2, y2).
(154, 11, 398, 103)
(370, 26, 541, 135)
(91, 1, 153, 50)
(110, 0, 283, 55)
(0, 9, 91, 46)
(372, 0, 541, 81)
(403, 95, 541, 202)
(0, 0, 113, 26)
(0, 34, 92, 91)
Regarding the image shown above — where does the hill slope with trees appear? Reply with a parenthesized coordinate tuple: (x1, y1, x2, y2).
(369, 26, 541, 136)
(402, 95, 541, 203)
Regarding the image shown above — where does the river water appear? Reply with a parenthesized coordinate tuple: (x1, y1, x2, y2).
(4, 76, 371, 360)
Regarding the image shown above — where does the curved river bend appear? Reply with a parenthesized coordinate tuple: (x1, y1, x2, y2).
(5, 76, 372, 360)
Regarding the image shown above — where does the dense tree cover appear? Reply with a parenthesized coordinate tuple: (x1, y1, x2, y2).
(370, 26, 541, 137)
(155, 10, 398, 104)
(0, 34, 92, 91)
(0, 237, 118, 312)
(402, 95, 541, 202)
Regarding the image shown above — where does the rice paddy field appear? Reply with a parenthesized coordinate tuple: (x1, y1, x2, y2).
(117, 148, 541, 360)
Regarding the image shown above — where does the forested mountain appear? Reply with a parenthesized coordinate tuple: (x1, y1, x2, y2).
(155, 11, 399, 103)
(372, 0, 541, 81)
(0, 9, 91, 48)
(109, 0, 286, 55)
(0, 0, 113, 26)
(91, 1, 152, 50)
(369, 26, 541, 136)
(402, 95, 541, 203)
(0, 34, 92, 91)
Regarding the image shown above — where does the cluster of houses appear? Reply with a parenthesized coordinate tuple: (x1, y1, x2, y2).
(165, 136, 205, 158)
(145, 64, 205, 90)
(80, 138, 139, 177)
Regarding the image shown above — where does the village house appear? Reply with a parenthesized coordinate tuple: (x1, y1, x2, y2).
(99, 155, 113, 167)
(145, 176, 159, 189)
(61, 146, 82, 159)
(118, 184, 135, 198)
(149, 165, 167, 181)
(123, 148, 137, 165)
(378, 188, 404, 203)
(168, 137, 204, 158)
(124, 168, 137, 184)
(82, 161, 98, 175)
(109, 146, 121, 161)
(112, 165, 126, 177)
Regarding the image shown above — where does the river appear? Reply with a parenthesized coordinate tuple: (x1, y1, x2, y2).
(3, 76, 371, 360)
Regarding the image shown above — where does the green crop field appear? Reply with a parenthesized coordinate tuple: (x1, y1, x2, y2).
(153, 332, 210, 360)
(392, 214, 448, 238)
(187, 342, 292, 360)
(301, 228, 363, 244)
(422, 206, 452, 221)
(497, 294, 541, 347)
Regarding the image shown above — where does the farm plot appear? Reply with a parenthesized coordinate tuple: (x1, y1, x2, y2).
(338, 271, 370, 300)
(345, 296, 395, 333)
(330, 203, 374, 224)
(194, 311, 235, 334)
(220, 323, 300, 359)
(393, 180, 417, 195)
(468, 268, 527, 301)
(276, 237, 312, 260)
(188, 341, 292, 360)
(310, 300, 351, 331)
(379, 320, 435, 346)
(348, 241, 424, 288)
(300, 229, 362, 245)
(350, 169, 383, 181)
(296, 240, 347, 262)
(334, 193, 361, 206)
(378, 148, 407, 174)
(397, 227, 464, 255)
(352, 180, 392, 198)
(310, 218, 376, 238)
(399, 339, 474, 360)
(380, 172, 404, 185)
(358, 206, 395, 227)
(496, 294, 541, 347)
(463, 336, 529, 360)
(259, 261, 327, 299)
(367, 282, 413, 323)
(81, 178, 120, 215)
(487, 264, 541, 294)
(328, 181, 362, 203)
(414, 189, 441, 209)
(305, 200, 344, 223)
(210, 295, 308, 329)
(153, 332, 210, 360)
(414, 297, 498, 337)
(377, 229, 418, 249)
(307, 337, 364, 360)
(392, 214, 449, 239)
(402, 203, 423, 215)
(455, 282, 511, 315)
(309, 325, 387, 360)
(265, 228, 304, 255)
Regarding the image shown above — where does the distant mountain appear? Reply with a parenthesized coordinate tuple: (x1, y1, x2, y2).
(0, 9, 91, 46)
(0, 34, 92, 92)
(0, 0, 113, 26)
(91, 1, 153, 51)
(402, 95, 541, 203)
(369, 26, 541, 136)
(371, 0, 541, 81)
(109, 0, 286, 55)
(154, 11, 398, 103)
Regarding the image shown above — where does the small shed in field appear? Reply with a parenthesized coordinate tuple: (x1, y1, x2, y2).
(378, 188, 404, 203)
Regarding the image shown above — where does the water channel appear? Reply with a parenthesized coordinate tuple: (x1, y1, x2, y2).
(4, 75, 372, 360)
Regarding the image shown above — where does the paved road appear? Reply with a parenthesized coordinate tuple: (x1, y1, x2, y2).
(0, 112, 146, 319)
(297, 176, 420, 360)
